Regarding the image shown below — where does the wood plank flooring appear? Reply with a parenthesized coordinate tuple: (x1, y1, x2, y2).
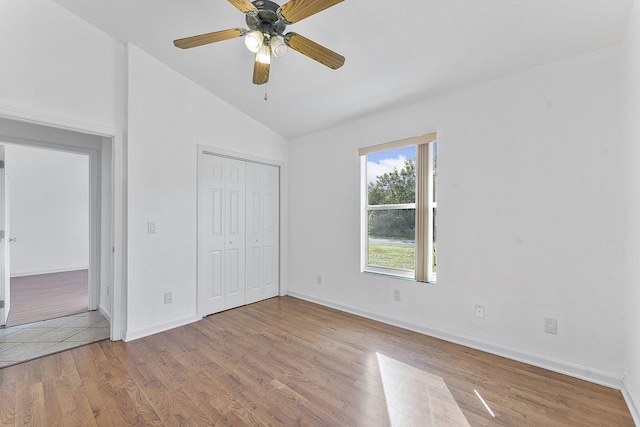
(5, 270, 88, 327)
(0, 296, 633, 426)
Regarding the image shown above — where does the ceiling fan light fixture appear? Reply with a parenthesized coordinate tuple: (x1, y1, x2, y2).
(270, 36, 288, 58)
(244, 30, 263, 53)
(256, 44, 271, 64)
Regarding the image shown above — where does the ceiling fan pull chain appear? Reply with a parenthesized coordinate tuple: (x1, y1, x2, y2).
(264, 83, 269, 102)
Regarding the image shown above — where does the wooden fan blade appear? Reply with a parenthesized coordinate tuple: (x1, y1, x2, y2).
(284, 33, 345, 69)
(228, 0, 258, 15)
(279, 0, 343, 24)
(253, 59, 270, 85)
(174, 28, 246, 49)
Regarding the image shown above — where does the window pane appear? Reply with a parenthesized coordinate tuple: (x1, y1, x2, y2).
(368, 209, 415, 271)
(367, 146, 416, 205)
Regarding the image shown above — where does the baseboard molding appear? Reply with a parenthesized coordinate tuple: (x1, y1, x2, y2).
(287, 290, 625, 390)
(98, 304, 111, 323)
(123, 313, 200, 342)
(10, 267, 89, 278)
(623, 377, 640, 426)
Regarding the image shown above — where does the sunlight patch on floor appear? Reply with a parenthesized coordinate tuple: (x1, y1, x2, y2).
(377, 352, 471, 426)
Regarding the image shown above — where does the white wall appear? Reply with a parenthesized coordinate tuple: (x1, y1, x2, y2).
(0, 1, 288, 341)
(125, 45, 288, 339)
(0, 0, 125, 329)
(6, 145, 89, 276)
(0, 0, 125, 130)
(288, 47, 627, 386)
(623, 1, 640, 423)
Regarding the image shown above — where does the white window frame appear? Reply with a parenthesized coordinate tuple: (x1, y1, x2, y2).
(360, 133, 437, 282)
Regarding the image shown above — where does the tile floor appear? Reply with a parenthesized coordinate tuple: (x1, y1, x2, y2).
(0, 310, 110, 368)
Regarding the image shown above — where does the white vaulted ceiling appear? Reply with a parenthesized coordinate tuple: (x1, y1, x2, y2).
(52, 0, 634, 139)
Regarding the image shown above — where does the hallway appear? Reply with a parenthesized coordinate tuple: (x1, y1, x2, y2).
(1, 270, 109, 368)
(6, 270, 89, 327)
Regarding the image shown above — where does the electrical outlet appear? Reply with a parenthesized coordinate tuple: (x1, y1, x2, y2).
(475, 305, 484, 319)
(544, 318, 557, 334)
(164, 292, 172, 304)
(394, 289, 402, 302)
(316, 275, 322, 285)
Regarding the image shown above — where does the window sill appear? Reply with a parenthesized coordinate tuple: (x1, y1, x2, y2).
(363, 267, 436, 284)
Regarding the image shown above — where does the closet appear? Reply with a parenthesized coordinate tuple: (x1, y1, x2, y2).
(197, 151, 279, 317)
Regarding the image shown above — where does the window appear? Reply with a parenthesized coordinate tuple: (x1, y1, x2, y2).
(360, 134, 437, 282)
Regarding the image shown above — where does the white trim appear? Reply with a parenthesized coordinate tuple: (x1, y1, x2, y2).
(360, 156, 368, 272)
(368, 203, 415, 211)
(364, 266, 414, 279)
(123, 313, 200, 342)
(10, 267, 90, 278)
(87, 148, 99, 311)
(199, 145, 284, 168)
(98, 303, 111, 323)
(622, 377, 640, 426)
(111, 128, 126, 341)
(357, 132, 437, 156)
(0, 104, 125, 342)
(0, 131, 100, 310)
(286, 290, 625, 390)
(0, 104, 119, 137)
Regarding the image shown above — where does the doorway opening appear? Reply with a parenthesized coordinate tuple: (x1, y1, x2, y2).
(0, 113, 123, 345)
(4, 145, 91, 327)
(0, 114, 120, 367)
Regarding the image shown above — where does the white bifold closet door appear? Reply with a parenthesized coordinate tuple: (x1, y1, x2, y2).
(198, 153, 279, 317)
(245, 161, 279, 304)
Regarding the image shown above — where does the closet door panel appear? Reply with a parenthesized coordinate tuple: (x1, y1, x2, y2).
(245, 163, 264, 304)
(262, 165, 279, 299)
(223, 159, 246, 310)
(198, 155, 226, 316)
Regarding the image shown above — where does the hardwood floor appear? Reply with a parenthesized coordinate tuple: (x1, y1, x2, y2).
(5, 270, 88, 327)
(0, 296, 633, 426)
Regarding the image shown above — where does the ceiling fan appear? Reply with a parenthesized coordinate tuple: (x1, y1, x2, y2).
(173, 0, 346, 86)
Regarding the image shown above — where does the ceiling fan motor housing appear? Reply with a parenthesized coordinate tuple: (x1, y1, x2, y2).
(246, 0, 287, 36)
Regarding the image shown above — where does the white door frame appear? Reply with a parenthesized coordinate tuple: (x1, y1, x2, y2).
(0, 106, 125, 340)
(0, 146, 9, 326)
(1, 144, 98, 308)
(197, 144, 287, 318)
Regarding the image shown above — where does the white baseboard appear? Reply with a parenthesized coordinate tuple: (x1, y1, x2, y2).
(623, 377, 640, 426)
(10, 266, 89, 278)
(98, 303, 111, 323)
(123, 313, 200, 342)
(287, 290, 624, 390)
